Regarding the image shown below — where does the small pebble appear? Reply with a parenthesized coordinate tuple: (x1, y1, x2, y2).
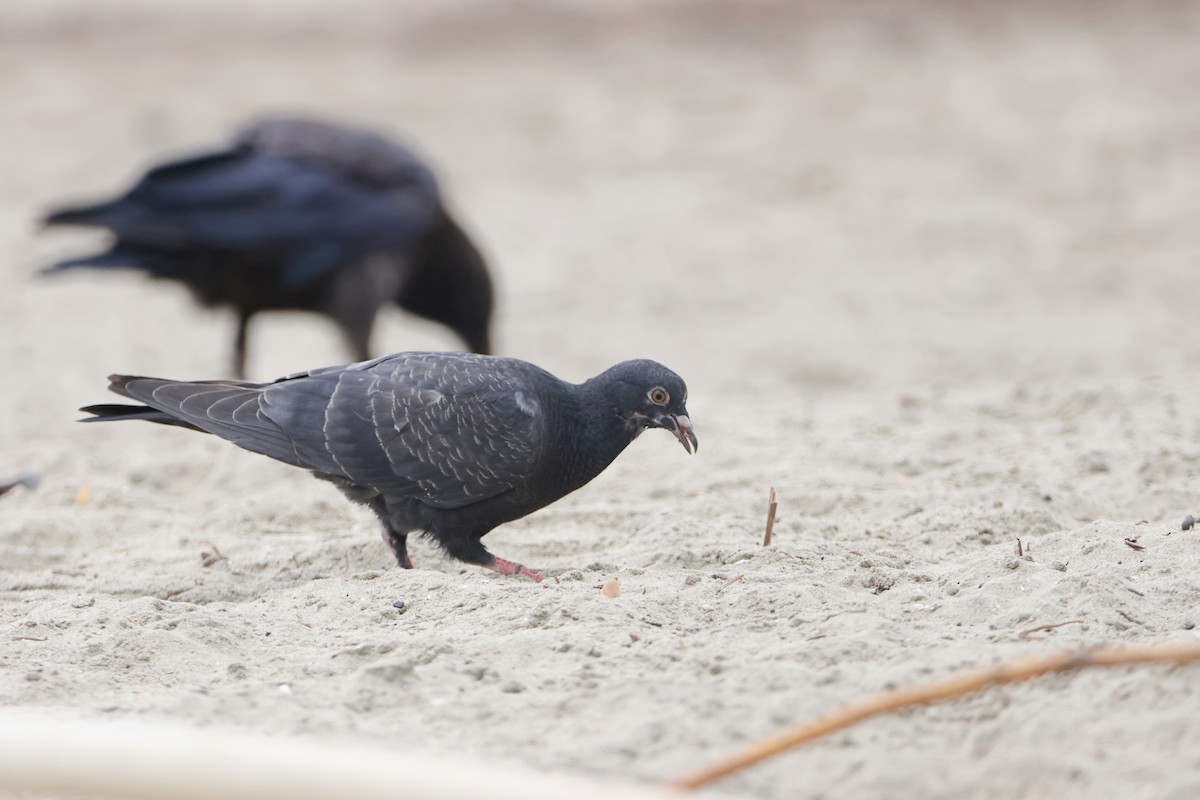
(1184, 622, 1195, 631)
(601, 578, 621, 598)
(392, 600, 406, 609)
(1182, 515, 1195, 531)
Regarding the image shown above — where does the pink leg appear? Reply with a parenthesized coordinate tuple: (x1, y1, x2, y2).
(487, 557, 544, 582)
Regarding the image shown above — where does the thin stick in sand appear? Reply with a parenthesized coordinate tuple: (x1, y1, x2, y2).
(672, 641, 1200, 790)
(1017, 620, 1084, 640)
(762, 487, 777, 546)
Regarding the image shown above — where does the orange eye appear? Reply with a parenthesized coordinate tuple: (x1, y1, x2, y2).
(648, 387, 669, 405)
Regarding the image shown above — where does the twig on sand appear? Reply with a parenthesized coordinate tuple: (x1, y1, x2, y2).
(762, 488, 778, 546)
(671, 641, 1200, 790)
(717, 575, 745, 593)
(199, 542, 227, 567)
(1017, 620, 1084, 640)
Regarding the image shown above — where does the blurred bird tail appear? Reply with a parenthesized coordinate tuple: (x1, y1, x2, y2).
(39, 238, 187, 278)
(42, 205, 122, 275)
(42, 202, 119, 229)
(41, 250, 142, 275)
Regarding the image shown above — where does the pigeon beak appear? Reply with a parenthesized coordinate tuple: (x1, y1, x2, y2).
(661, 413, 698, 455)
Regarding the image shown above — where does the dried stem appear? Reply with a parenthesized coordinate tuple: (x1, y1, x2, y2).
(762, 488, 777, 546)
(672, 641, 1200, 790)
(1017, 620, 1084, 640)
(717, 575, 745, 593)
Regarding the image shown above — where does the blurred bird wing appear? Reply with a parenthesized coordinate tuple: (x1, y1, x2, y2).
(235, 116, 442, 196)
(139, 151, 439, 244)
(57, 144, 441, 289)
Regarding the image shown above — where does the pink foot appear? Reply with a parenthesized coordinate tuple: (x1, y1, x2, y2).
(488, 557, 544, 582)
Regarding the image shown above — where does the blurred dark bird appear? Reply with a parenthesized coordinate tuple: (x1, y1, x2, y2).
(0, 472, 39, 499)
(43, 117, 493, 378)
(81, 352, 696, 580)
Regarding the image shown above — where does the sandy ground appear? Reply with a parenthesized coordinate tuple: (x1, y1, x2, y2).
(3, 1, 1200, 798)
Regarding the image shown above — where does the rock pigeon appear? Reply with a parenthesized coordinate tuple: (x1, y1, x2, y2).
(44, 117, 493, 378)
(81, 352, 697, 580)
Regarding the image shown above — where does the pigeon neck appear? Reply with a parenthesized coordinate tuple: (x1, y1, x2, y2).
(569, 378, 640, 476)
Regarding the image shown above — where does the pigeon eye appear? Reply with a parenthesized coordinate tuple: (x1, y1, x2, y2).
(648, 387, 669, 405)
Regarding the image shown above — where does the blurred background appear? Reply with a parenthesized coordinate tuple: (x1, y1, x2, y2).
(5, 3, 1200, 798)
(8, 0, 1200, 556)
(7, 0, 1199, 402)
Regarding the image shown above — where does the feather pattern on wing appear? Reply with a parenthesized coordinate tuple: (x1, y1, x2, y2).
(106, 353, 550, 510)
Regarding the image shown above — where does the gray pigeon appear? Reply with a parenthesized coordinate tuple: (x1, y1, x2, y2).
(82, 352, 697, 580)
(44, 117, 493, 378)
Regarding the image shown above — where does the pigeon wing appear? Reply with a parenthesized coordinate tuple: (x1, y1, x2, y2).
(262, 354, 549, 509)
(105, 376, 323, 471)
(104, 354, 549, 509)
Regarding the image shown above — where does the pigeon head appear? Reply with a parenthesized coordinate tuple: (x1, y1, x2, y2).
(597, 360, 697, 454)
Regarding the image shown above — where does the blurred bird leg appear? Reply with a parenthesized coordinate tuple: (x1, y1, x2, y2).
(233, 309, 252, 379)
